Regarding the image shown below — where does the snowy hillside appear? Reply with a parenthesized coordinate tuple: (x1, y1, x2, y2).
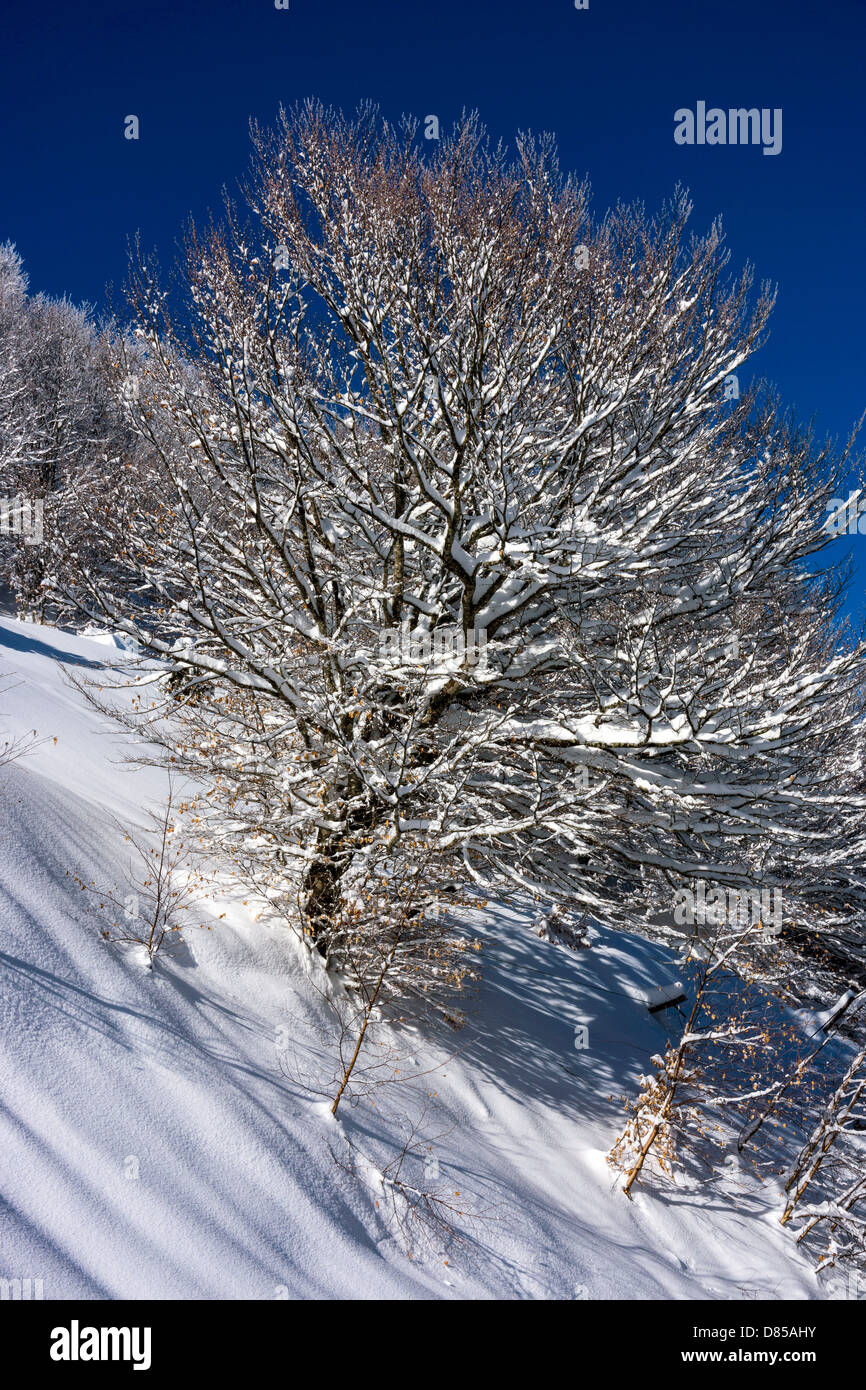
(0, 615, 823, 1299)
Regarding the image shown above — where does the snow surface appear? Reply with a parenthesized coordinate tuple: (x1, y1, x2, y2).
(0, 616, 824, 1299)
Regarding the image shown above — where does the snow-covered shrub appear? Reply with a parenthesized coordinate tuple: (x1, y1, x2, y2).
(534, 904, 592, 950)
(71, 783, 215, 968)
(781, 1042, 866, 1279)
(609, 914, 786, 1193)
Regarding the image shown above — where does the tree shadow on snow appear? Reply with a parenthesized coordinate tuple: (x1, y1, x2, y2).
(439, 903, 677, 1127)
(0, 622, 106, 669)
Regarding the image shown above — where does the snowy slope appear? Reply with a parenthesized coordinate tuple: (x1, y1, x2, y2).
(0, 615, 823, 1299)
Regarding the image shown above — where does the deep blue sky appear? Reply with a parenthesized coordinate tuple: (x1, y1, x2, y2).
(2, 0, 864, 614)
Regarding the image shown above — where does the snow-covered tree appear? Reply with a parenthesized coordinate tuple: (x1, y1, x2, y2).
(0, 250, 137, 620)
(0, 243, 32, 530)
(65, 105, 866, 984)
